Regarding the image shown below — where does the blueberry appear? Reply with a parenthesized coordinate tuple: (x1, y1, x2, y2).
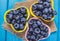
(40, 25, 47, 30)
(40, 31, 46, 35)
(24, 14, 27, 18)
(10, 10, 14, 14)
(33, 23, 38, 28)
(48, 8, 53, 13)
(33, 10, 38, 14)
(46, 0, 51, 3)
(45, 27, 48, 32)
(6, 14, 13, 19)
(28, 21, 33, 25)
(21, 17, 26, 22)
(43, 8, 49, 13)
(32, 4, 37, 10)
(47, 14, 52, 20)
(38, 0, 43, 4)
(6, 18, 12, 23)
(20, 7, 26, 14)
(35, 11, 42, 16)
(19, 24, 24, 30)
(42, 14, 47, 20)
(13, 10, 19, 14)
(29, 28, 33, 32)
(44, 33, 48, 37)
(43, 2, 51, 8)
(14, 23, 19, 29)
(31, 35, 35, 39)
(40, 0, 46, 2)
(29, 20, 34, 25)
(11, 19, 16, 24)
(19, 13, 23, 18)
(17, 20, 20, 24)
(52, 10, 57, 15)
(37, 4, 43, 10)
(27, 35, 31, 39)
(16, 15, 20, 20)
(34, 28, 40, 34)
(37, 21, 42, 25)
(37, 34, 43, 40)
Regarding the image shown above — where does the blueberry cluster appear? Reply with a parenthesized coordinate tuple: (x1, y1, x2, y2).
(6, 7, 28, 31)
(26, 19, 49, 41)
(32, 0, 56, 20)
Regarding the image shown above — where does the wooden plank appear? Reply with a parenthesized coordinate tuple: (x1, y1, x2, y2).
(0, 0, 7, 41)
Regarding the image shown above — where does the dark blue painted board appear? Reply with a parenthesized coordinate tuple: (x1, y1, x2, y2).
(0, 0, 59, 41)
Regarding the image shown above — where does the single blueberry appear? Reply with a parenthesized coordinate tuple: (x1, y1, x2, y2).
(44, 33, 48, 37)
(11, 19, 16, 24)
(43, 2, 51, 8)
(38, 0, 43, 4)
(42, 14, 47, 20)
(35, 11, 41, 16)
(40, 25, 46, 30)
(43, 8, 49, 13)
(13, 10, 19, 14)
(20, 7, 26, 14)
(7, 14, 13, 19)
(17, 20, 20, 24)
(6, 18, 12, 23)
(40, 0, 46, 2)
(10, 10, 14, 14)
(24, 14, 27, 18)
(29, 28, 33, 32)
(45, 27, 48, 32)
(31, 35, 35, 39)
(32, 4, 37, 10)
(28, 21, 33, 25)
(16, 15, 20, 20)
(33, 23, 38, 28)
(40, 31, 46, 35)
(48, 7, 53, 13)
(37, 21, 42, 25)
(21, 17, 26, 22)
(46, 0, 51, 3)
(34, 28, 40, 34)
(37, 4, 43, 10)
(19, 24, 24, 30)
(19, 13, 23, 18)
(52, 10, 57, 15)
(33, 10, 37, 14)
(27, 35, 31, 39)
(29, 20, 34, 25)
(14, 23, 19, 29)
(47, 14, 52, 20)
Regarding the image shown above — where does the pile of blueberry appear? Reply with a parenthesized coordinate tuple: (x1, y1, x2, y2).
(6, 7, 28, 31)
(32, 0, 56, 20)
(26, 19, 49, 41)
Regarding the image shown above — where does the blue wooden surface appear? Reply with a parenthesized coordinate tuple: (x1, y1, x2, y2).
(0, 0, 59, 41)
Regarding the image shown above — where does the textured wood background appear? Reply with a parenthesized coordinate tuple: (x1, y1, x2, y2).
(0, 0, 59, 41)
